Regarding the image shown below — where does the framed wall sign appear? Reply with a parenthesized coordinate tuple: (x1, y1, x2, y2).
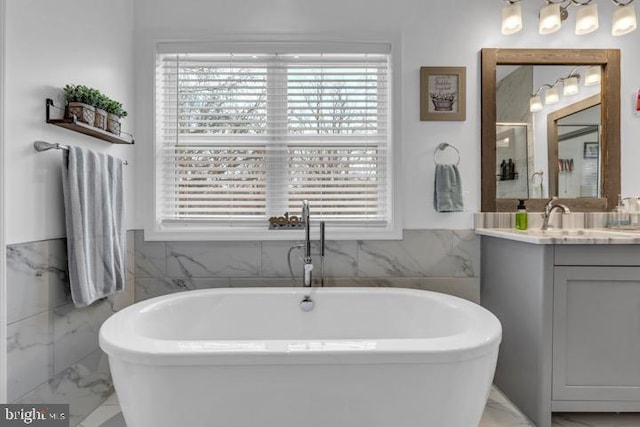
(583, 141, 599, 159)
(420, 66, 466, 121)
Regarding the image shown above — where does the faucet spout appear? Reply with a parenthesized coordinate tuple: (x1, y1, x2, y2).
(541, 197, 571, 230)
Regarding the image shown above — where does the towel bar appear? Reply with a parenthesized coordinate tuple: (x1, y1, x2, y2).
(34, 140, 129, 165)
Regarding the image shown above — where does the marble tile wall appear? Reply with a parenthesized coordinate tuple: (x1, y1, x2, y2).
(134, 229, 481, 303)
(6, 232, 135, 427)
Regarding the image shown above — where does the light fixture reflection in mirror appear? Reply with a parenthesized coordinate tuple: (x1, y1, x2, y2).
(528, 66, 599, 113)
(562, 76, 580, 96)
(545, 86, 560, 104)
(530, 95, 544, 112)
(584, 65, 601, 86)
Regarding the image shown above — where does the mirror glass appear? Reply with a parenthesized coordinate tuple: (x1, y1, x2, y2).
(481, 49, 620, 212)
(495, 65, 601, 200)
(557, 104, 601, 198)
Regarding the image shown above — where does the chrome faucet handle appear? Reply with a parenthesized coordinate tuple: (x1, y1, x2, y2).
(303, 263, 313, 286)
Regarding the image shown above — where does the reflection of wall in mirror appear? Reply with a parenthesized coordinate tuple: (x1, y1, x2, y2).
(496, 124, 529, 199)
(496, 66, 533, 200)
(558, 125, 599, 198)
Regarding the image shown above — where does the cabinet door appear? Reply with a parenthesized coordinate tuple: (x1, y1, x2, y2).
(553, 266, 640, 401)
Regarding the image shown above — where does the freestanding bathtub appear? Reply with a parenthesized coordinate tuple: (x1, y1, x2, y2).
(99, 287, 501, 427)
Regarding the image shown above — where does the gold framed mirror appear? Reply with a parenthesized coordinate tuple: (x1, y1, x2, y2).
(481, 48, 620, 212)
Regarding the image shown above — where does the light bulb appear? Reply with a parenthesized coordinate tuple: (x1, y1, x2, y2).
(584, 66, 601, 86)
(539, 4, 562, 34)
(562, 77, 580, 96)
(502, 2, 523, 35)
(612, 2, 637, 36)
(575, 3, 599, 35)
(544, 86, 560, 105)
(530, 95, 543, 112)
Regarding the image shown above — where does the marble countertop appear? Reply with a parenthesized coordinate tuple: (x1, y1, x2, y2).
(475, 227, 640, 245)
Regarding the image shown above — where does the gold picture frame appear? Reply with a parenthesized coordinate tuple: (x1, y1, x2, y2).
(420, 66, 466, 121)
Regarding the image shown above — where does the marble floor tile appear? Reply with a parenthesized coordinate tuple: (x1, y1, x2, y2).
(488, 387, 512, 405)
(102, 393, 119, 406)
(480, 403, 533, 426)
(78, 405, 122, 427)
(84, 388, 640, 427)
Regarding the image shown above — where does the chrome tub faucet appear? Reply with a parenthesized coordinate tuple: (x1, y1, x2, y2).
(302, 200, 313, 287)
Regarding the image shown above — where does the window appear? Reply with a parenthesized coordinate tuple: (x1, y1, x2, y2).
(153, 42, 397, 240)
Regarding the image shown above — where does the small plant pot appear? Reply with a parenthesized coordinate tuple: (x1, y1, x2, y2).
(67, 102, 95, 125)
(107, 113, 121, 135)
(94, 108, 107, 130)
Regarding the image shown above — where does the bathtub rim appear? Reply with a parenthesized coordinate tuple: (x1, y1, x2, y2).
(99, 287, 501, 366)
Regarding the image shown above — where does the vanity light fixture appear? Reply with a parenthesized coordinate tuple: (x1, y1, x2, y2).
(612, 0, 637, 35)
(502, 0, 637, 36)
(575, 1, 599, 34)
(502, 0, 524, 34)
(539, 2, 564, 34)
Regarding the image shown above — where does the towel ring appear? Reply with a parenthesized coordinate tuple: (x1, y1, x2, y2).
(531, 170, 544, 184)
(433, 142, 460, 166)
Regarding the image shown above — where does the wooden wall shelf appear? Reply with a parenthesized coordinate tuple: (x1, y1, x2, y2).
(46, 98, 134, 145)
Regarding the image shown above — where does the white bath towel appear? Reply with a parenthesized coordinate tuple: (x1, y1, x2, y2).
(62, 146, 126, 307)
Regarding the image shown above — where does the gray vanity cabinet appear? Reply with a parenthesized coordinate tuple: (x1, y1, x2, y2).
(481, 237, 640, 427)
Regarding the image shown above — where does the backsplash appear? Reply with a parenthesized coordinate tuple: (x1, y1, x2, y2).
(475, 212, 610, 229)
(6, 232, 135, 427)
(134, 229, 481, 303)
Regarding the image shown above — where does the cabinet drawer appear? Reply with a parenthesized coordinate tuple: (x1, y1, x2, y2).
(554, 245, 640, 266)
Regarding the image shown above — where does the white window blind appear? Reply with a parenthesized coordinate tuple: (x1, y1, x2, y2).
(155, 43, 392, 235)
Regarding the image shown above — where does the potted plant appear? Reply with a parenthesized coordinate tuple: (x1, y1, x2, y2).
(93, 91, 108, 130)
(64, 84, 96, 125)
(104, 99, 128, 135)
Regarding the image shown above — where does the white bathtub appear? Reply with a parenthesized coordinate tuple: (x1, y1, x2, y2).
(99, 287, 501, 427)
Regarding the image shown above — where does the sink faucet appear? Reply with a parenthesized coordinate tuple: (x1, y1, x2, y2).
(541, 197, 571, 230)
(302, 200, 313, 287)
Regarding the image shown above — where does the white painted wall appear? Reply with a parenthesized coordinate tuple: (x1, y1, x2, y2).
(0, 0, 6, 403)
(4, 0, 135, 244)
(132, 0, 640, 230)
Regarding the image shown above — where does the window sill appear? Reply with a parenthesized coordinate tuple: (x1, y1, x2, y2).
(144, 223, 402, 241)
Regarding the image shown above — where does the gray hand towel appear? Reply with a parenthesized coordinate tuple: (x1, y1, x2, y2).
(434, 164, 464, 212)
(62, 146, 126, 307)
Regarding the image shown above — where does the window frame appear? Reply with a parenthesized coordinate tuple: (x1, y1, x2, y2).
(145, 39, 403, 241)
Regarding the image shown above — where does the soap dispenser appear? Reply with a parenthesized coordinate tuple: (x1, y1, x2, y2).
(516, 199, 528, 230)
(609, 194, 630, 228)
